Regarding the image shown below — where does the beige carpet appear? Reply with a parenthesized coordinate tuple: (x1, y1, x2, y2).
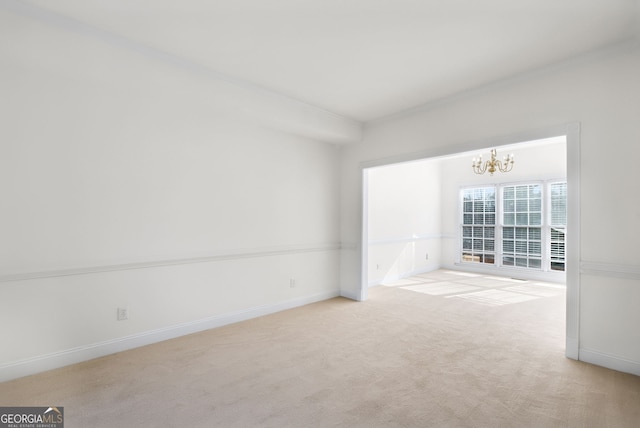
(2, 270, 639, 427)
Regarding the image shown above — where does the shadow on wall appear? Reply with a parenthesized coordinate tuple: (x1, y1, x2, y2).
(368, 239, 439, 286)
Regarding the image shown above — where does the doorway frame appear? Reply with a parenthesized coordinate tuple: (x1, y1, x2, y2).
(359, 122, 581, 360)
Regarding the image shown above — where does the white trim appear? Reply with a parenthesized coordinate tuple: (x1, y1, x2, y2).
(0, 290, 340, 383)
(565, 122, 581, 361)
(579, 348, 640, 377)
(566, 337, 580, 360)
(580, 261, 640, 281)
(360, 169, 370, 302)
(0, 243, 341, 284)
(339, 290, 360, 301)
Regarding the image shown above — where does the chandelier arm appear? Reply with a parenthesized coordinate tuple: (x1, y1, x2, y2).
(503, 159, 514, 172)
(474, 161, 488, 174)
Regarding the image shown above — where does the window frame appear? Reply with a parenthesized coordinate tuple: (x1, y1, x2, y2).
(460, 186, 497, 265)
(459, 179, 567, 273)
(501, 183, 543, 270)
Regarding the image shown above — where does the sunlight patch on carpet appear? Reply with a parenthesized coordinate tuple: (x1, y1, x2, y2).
(487, 276, 528, 283)
(381, 278, 424, 287)
(448, 289, 541, 306)
(445, 271, 481, 277)
(505, 284, 564, 297)
(455, 277, 515, 287)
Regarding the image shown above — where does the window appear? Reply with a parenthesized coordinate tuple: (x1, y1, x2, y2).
(461, 187, 495, 264)
(460, 181, 566, 273)
(502, 184, 542, 269)
(549, 182, 567, 271)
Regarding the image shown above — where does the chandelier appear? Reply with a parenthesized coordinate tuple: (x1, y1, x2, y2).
(472, 149, 514, 175)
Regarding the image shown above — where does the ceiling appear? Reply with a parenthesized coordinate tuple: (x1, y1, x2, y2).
(8, 0, 640, 122)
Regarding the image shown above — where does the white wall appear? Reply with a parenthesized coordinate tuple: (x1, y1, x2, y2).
(0, 8, 343, 381)
(340, 44, 640, 375)
(366, 160, 441, 285)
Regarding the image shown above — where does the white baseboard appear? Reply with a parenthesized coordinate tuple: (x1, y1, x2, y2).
(339, 289, 360, 301)
(0, 290, 339, 383)
(565, 337, 579, 360)
(579, 347, 640, 377)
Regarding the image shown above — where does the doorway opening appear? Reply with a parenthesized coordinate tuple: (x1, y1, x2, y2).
(360, 125, 580, 359)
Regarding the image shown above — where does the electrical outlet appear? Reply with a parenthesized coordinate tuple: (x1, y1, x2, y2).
(117, 307, 128, 321)
(289, 278, 296, 288)
(425, 253, 429, 260)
